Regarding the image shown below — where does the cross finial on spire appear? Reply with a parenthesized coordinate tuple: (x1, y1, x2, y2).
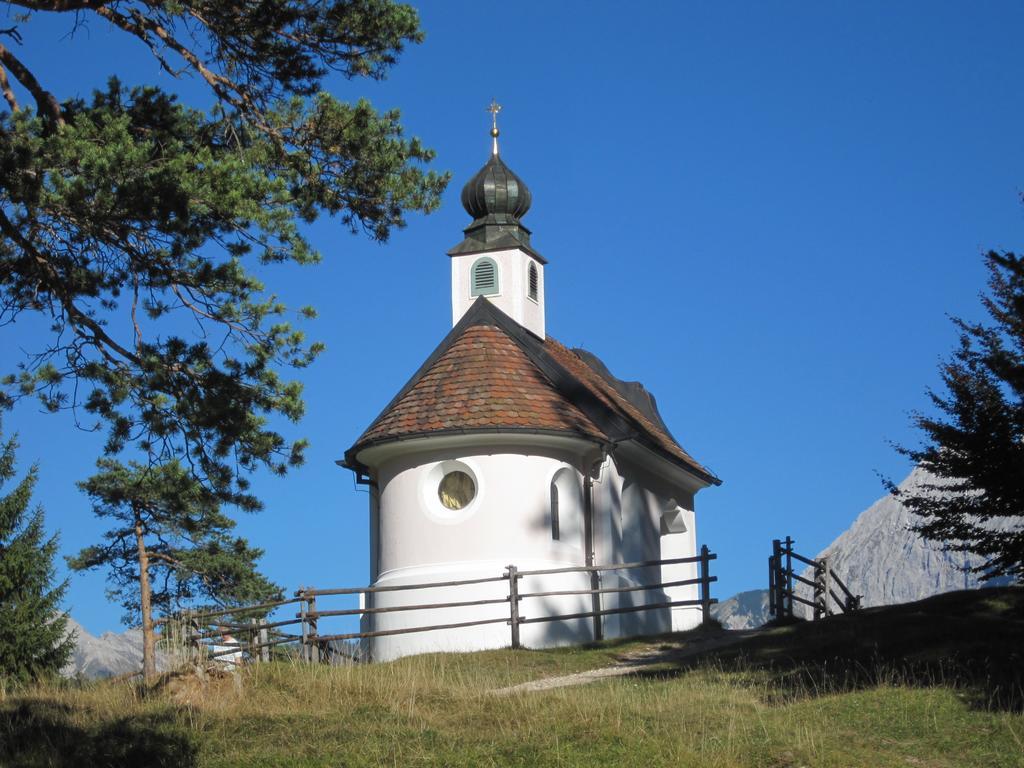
(487, 98, 502, 155)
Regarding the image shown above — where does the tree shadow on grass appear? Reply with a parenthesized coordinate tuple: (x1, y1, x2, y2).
(0, 698, 197, 768)
(628, 586, 1024, 713)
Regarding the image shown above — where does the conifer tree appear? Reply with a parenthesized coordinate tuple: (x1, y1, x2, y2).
(69, 459, 281, 682)
(0, 1, 448, 512)
(0, 430, 73, 684)
(894, 250, 1024, 581)
(0, 4, 445, 670)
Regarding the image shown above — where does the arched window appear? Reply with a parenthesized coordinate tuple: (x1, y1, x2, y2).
(527, 262, 539, 302)
(550, 468, 582, 547)
(471, 257, 499, 296)
(550, 482, 560, 540)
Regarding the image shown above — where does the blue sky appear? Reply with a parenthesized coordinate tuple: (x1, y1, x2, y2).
(3, 2, 1023, 634)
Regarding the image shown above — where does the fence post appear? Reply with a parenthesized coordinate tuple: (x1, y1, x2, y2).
(299, 586, 309, 663)
(771, 539, 783, 618)
(783, 536, 795, 618)
(359, 589, 369, 662)
(767, 554, 776, 617)
(181, 610, 192, 665)
(189, 610, 204, 665)
(822, 557, 831, 619)
(590, 570, 603, 643)
(699, 545, 712, 625)
(259, 619, 270, 663)
(249, 617, 258, 663)
(506, 564, 521, 650)
(306, 591, 319, 664)
(812, 559, 824, 621)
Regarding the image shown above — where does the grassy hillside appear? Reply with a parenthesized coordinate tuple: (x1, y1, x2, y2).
(2, 588, 1022, 767)
(697, 586, 1024, 711)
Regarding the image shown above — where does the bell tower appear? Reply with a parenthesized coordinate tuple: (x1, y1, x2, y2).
(448, 101, 546, 339)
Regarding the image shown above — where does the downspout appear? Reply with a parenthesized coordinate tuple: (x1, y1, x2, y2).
(584, 446, 609, 642)
(366, 481, 380, 658)
(583, 472, 602, 642)
(340, 458, 379, 659)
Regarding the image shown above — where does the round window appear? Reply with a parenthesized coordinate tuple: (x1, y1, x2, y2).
(438, 470, 476, 510)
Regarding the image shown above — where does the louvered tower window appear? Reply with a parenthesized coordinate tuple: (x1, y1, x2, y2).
(471, 257, 499, 296)
(528, 262, 539, 302)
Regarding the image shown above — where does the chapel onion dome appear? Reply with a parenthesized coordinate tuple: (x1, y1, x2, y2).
(448, 117, 545, 263)
(460, 153, 533, 222)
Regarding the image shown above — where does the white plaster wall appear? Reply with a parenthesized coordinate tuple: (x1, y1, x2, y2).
(660, 505, 701, 631)
(451, 248, 545, 338)
(589, 454, 701, 638)
(376, 448, 584, 572)
(362, 563, 593, 661)
(590, 455, 624, 569)
(355, 437, 706, 660)
(551, 467, 584, 549)
(366, 440, 591, 660)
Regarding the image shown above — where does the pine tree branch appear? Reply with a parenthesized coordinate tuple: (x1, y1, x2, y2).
(0, 208, 141, 369)
(0, 63, 19, 111)
(9, 0, 109, 10)
(146, 550, 188, 569)
(0, 42, 62, 128)
(0, 27, 23, 44)
(94, 6, 250, 115)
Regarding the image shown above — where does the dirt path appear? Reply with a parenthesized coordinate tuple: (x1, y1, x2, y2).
(489, 630, 756, 695)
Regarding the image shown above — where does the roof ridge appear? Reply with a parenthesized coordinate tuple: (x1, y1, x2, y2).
(342, 301, 606, 470)
(342, 298, 719, 486)
(547, 341, 716, 482)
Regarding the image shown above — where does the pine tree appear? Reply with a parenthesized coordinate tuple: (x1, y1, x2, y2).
(0, 430, 74, 684)
(893, 250, 1024, 582)
(0, 5, 446, 676)
(0, 2, 448, 512)
(69, 459, 282, 682)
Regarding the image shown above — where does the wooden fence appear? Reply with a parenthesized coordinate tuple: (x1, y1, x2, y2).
(170, 546, 718, 664)
(162, 596, 312, 664)
(768, 536, 861, 620)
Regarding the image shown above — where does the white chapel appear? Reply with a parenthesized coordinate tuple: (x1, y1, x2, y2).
(341, 110, 720, 661)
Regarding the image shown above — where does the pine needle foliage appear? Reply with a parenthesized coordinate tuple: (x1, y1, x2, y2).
(0, 5, 446, 679)
(893, 251, 1024, 582)
(69, 458, 282, 680)
(0, 1, 449, 510)
(0, 430, 73, 684)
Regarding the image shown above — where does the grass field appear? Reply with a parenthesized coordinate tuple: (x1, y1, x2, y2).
(2, 588, 1023, 767)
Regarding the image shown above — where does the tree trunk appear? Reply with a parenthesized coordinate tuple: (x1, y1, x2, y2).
(134, 516, 157, 683)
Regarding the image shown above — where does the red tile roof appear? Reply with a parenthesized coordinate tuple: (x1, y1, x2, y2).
(355, 325, 606, 446)
(544, 338, 712, 478)
(345, 299, 718, 486)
